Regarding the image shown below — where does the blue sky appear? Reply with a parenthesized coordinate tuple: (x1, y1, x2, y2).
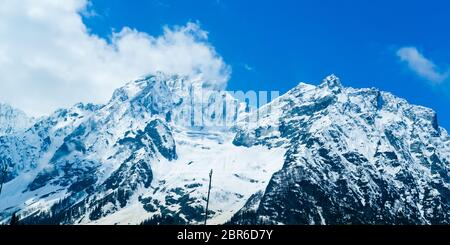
(83, 0, 450, 128)
(2, 0, 447, 128)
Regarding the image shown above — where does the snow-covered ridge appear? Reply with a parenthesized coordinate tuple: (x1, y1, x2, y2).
(1, 73, 450, 225)
(232, 75, 450, 224)
(0, 73, 283, 224)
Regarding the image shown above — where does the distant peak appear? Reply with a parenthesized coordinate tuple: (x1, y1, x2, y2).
(0, 102, 28, 117)
(138, 71, 173, 83)
(320, 74, 343, 92)
(325, 74, 340, 82)
(0, 102, 33, 136)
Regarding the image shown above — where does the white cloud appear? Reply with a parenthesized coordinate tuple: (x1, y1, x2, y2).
(0, 0, 230, 116)
(243, 64, 254, 71)
(397, 47, 448, 84)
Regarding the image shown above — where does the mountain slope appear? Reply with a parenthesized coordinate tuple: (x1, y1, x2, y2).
(1, 74, 450, 225)
(0, 73, 284, 225)
(231, 75, 450, 224)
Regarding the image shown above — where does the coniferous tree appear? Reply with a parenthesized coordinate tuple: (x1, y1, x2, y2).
(0, 160, 8, 196)
(9, 212, 20, 225)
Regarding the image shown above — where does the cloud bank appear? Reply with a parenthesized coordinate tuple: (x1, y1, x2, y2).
(0, 0, 230, 116)
(397, 47, 448, 84)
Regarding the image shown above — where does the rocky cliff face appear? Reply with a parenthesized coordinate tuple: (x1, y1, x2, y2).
(231, 75, 450, 224)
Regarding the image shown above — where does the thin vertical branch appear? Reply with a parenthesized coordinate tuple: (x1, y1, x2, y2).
(204, 169, 213, 225)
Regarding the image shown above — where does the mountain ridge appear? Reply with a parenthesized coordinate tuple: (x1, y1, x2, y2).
(231, 75, 450, 224)
(1, 73, 450, 224)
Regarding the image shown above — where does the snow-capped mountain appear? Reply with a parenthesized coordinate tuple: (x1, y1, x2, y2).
(0, 103, 34, 137)
(231, 75, 450, 224)
(1, 74, 450, 225)
(0, 73, 283, 225)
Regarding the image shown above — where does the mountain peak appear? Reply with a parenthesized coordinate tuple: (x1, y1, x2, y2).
(320, 74, 343, 92)
(0, 102, 34, 136)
